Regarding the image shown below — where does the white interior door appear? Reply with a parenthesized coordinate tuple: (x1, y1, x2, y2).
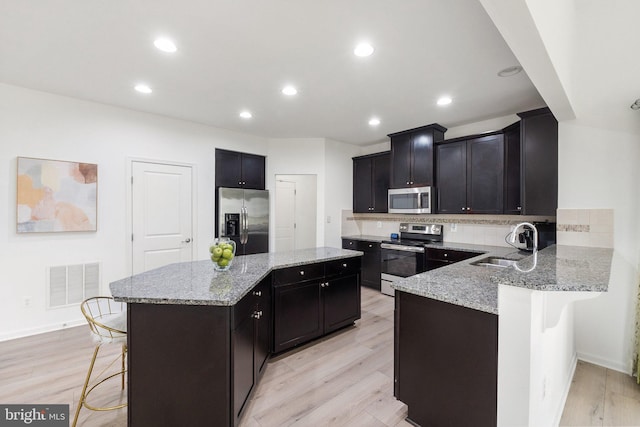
(274, 174, 317, 251)
(275, 180, 296, 252)
(132, 161, 193, 274)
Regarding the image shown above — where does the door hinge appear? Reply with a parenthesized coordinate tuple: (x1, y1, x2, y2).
(294, 223, 297, 229)
(131, 176, 133, 184)
(131, 233, 134, 242)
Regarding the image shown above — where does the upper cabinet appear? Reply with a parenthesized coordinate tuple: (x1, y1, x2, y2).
(436, 134, 504, 214)
(518, 108, 558, 216)
(502, 121, 522, 214)
(389, 124, 446, 189)
(215, 148, 266, 190)
(353, 152, 390, 213)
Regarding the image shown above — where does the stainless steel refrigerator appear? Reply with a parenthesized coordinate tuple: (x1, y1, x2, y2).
(216, 187, 269, 255)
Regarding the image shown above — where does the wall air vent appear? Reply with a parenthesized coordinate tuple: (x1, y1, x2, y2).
(47, 263, 100, 309)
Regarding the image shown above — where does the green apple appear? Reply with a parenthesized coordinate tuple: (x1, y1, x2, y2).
(218, 258, 229, 267)
(213, 247, 223, 258)
(222, 249, 233, 260)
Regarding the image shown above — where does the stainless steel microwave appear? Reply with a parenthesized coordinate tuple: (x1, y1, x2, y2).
(388, 186, 432, 214)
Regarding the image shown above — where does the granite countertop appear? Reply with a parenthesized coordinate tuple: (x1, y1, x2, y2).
(392, 244, 613, 315)
(110, 247, 362, 306)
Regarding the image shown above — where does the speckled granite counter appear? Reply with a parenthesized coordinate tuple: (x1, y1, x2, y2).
(392, 244, 613, 315)
(110, 247, 362, 306)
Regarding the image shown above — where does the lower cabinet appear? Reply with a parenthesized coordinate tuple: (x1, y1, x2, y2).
(342, 238, 381, 290)
(395, 291, 498, 427)
(232, 277, 271, 423)
(273, 258, 361, 353)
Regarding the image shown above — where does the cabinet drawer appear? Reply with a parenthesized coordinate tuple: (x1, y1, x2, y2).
(342, 239, 380, 253)
(273, 263, 325, 285)
(425, 248, 483, 263)
(325, 257, 361, 277)
(233, 291, 256, 330)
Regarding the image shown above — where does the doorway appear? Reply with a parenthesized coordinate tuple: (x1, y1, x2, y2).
(131, 161, 193, 274)
(274, 175, 317, 251)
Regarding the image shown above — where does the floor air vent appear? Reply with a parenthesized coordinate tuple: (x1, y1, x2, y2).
(48, 263, 100, 308)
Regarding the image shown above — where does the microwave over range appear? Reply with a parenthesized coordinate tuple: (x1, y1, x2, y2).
(388, 186, 432, 214)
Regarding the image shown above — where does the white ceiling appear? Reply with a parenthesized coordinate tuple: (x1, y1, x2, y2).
(0, 0, 546, 145)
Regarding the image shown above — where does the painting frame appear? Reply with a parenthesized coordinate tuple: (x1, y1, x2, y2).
(16, 156, 98, 233)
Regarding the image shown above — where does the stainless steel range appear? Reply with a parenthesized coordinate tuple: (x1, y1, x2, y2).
(380, 223, 443, 296)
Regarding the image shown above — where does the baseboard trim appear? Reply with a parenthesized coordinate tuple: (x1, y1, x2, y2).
(0, 319, 86, 342)
(577, 351, 631, 375)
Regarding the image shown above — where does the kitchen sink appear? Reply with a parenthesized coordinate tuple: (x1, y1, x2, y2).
(470, 256, 519, 268)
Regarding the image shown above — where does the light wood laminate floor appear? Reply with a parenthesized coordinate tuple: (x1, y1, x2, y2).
(1, 287, 638, 426)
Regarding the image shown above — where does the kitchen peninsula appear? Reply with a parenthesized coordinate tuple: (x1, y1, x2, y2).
(392, 244, 613, 426)
(110, 247, 362, 427)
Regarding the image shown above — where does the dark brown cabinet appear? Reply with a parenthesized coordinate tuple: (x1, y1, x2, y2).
(232, 277, 271, 423)
(395, 291, 498, 427)
(342, 238, 381, 290)
(425, 247, 484, 270)
(503, 121, 522, 214)
(273, 259, 361, 353)
(518, 108, 558, 216)
(389, 124, 446, 189)
(215, 148, 266, 190)
(353, 152, 390, 213)
(436, 134, 504, 214)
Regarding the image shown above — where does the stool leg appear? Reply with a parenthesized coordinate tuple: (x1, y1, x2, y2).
(121, 344, 126, 390)
(72, 344, 101, 427)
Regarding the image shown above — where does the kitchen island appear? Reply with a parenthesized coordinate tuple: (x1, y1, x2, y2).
(110, 247, 362, 427)
(391, 244, 613, 427)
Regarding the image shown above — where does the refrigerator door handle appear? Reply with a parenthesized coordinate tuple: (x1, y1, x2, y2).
(241, 206, 248, 244)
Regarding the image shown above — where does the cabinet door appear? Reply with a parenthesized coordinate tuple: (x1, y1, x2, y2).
(503, 123, 522, 214)
(410, 131, 435, 187)
(254, 279, 271, 379)
(241, 153, 266, 190)
(360, 242, 381, 290)
(390, 133, 413, 188)
(436, 141, 467, 213)
(520, 109, 558, 216)
(467, 134, 504, 214)
(353, 157, 373, 213)
(395, 292, 498, 427)
(216, 149, 243, 188)
(371, 153, 390, 212)
(323, 274, 361, 333)
(273, 280, 322, 353)
(232, 307, 255, 421)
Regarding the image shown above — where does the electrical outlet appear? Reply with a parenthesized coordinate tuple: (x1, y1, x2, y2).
(542, 377, 547, 399)
(451, 223, 457, 232)
(23, 297, 31, 307)
(327, 215, 331, 224)
(376, 221, 382, 229)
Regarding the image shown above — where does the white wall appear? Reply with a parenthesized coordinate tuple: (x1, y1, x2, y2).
(324, 139, 360, 248)
(558, 121, 640, 372)
(0, 83, 268, 340)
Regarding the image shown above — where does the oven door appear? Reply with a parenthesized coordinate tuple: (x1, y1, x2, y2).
(380, 244, 426, 277)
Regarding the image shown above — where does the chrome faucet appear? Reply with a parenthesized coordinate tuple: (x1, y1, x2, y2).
(509, 222, 538, 253)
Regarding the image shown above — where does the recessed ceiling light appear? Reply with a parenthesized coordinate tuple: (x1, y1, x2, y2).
(239, 111, 253, 119)
(134, 84, 152, 94)
(282, 85, 297, 96)
(154, 38, 177, 53)
(368, 117, 381, 126)
(354, 43, 374, 57)
(497, 65, 523, 77)
(437, 96, 452, 106)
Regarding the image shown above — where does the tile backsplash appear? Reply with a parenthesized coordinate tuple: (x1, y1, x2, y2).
(556, 209, 613, 248)
(342, 208, 614, 249)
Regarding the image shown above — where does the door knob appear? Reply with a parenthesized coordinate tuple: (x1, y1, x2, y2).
(182, 238, 191, 243)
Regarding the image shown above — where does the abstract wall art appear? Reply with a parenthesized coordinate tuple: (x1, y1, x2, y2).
(17, 157, 98, 233)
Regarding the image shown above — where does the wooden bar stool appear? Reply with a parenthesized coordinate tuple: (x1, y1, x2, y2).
(72, 297, 127, 427)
